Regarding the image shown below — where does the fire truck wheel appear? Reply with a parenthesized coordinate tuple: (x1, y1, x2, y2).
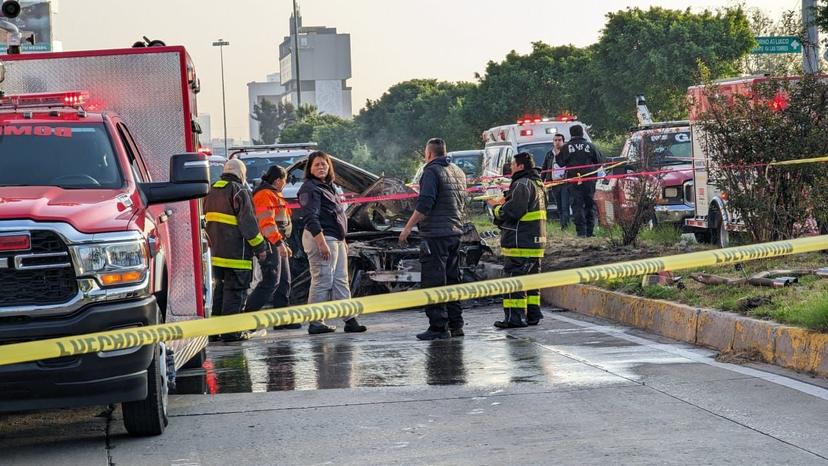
(709, 207, 729, 248)
(122, 343, 169, 436)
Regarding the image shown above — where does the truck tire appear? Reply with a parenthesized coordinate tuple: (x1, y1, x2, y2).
(709, 207, 729, 248)
(693, 231, 712, 244)
(123, 343, 169, 436)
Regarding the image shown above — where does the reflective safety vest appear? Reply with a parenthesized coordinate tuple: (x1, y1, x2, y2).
(252, 183, 292, 245)
(493, 168, 547, 258)
(203, 175, 267, 270)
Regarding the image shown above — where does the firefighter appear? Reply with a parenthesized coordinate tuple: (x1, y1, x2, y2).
(204, 159, 268, 342)
(490, 152, 546, 328)
(244, 165, 300, 329)
(557, 124, 605, 237)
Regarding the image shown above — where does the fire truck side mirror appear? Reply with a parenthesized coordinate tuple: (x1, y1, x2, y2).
(170, 153, 210, 185)
(139, 154, 210, 205)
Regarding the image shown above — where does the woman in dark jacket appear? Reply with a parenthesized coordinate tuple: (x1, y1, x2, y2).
(297, 151, 367, 334)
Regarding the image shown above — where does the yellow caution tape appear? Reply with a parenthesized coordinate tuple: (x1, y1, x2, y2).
(768, 155, 828, 167)
(1, 235, 827, 367)
(546, 160, 628, 188)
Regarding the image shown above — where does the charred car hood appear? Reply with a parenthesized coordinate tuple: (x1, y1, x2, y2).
(0, 187, 136, 233)
(286, 156, 417, 231)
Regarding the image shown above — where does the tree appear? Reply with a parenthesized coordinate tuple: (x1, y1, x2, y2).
(251, 100, 295, 144)
(466, 7, 755, 137)
(357, 79, 479, 178)
(591, 7, 754, 135)
(463, 43, 588, 132)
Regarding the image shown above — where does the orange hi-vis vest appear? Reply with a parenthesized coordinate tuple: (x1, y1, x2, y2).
(252, 184, 293, 245)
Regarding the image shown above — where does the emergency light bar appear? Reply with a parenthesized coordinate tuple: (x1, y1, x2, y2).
(228, 143, 319, 152)
(0, 91, 89, 109)
(517, 114, 579, 125)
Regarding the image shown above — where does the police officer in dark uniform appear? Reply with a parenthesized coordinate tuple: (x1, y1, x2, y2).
(400, 138, 467, 340)
(204, 159, 268, 342)
(490, 152, 546, 327)
(557, 125, 605, 237)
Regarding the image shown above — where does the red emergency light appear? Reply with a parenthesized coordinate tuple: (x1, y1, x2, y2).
(770, 91, 790, 112)
(554, 113, 578, 122)
(0, 234, 31, 252)
(520, 129, 534, 136)
(198, 146, 213, 156)
(0, 91, 89, 109)
(517, 114, 543, 125)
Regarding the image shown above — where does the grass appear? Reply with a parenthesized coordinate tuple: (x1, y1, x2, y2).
(597, 252, 828, 332)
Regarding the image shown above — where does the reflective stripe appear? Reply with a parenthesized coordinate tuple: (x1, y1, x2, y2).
(503, 298, 527, 309)
(248, 233, 265, 247)
(520, 210, 546, 221)
(502, 248, 544, 258)
(493, 205, 502, 219)
(212, 180, 228, 188)
(205, 212, 238, 225)
(262, 225, 279, 236)
(211, 256, 252, 270)
(528, 295, 541, 306)
(256, 212, 271, 221)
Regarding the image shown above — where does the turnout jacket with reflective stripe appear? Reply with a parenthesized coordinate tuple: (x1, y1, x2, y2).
(204, 174, 267, 269)
(494, 168, 547, 258)
(252, 184, 292, 245)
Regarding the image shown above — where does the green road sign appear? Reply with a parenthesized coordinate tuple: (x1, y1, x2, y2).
(752, 36, 801, 54)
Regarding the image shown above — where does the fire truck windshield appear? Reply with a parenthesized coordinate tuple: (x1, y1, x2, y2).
(643, 131, 692, 166)
(0, 124, 123, 189)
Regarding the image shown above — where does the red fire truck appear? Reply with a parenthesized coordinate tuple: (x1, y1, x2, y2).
(0, 46, 211, 436)
(684, 75, 803, 247)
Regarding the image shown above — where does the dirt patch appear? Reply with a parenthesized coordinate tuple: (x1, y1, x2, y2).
(540, 236, 699, 271)
(715, 350, 765, 365)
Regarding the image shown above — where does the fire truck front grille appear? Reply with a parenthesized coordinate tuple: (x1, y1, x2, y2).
(0, 231, 78, 307)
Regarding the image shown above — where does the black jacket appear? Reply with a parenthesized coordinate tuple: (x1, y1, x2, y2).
(298, 177, 348, 241)
(494, 168, 546, 258)
(557, 137, 605, 181)
(416, 157, 467, 238)
(541, 149, 561, 182)
(204, 173, 267, 270)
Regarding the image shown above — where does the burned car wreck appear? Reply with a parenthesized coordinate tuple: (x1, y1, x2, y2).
(280, 156, 493, 304)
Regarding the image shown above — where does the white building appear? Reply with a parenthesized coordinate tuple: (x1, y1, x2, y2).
(247, 73, 286, 142)
(278, 14, 352, 118)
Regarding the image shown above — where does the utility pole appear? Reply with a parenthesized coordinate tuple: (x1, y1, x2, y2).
(212, 39, 230, 156)
(803, 0, 820, 74)
(292, 0, 302, 107)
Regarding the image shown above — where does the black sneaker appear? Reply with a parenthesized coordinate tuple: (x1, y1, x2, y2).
(416, 329, 450, 340)
(344, 318, 367, 333)
(450, 328, 465, 337)
(220, 331, 252, 342)
(274, 323, 302, 330)
(308, 322, 336, 335)
(527, 319, 541, 326)
(493, 320, 528, 329)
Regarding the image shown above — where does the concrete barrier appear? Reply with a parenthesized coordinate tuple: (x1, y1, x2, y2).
(541, 284, 828, 377)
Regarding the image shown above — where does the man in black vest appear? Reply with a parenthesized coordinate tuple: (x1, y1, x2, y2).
(400, 138, 467, 340)
(557, 125, 605, 237)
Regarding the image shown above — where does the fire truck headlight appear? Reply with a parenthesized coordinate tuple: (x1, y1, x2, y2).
(1, 1, 21, 19)
(72, 241, 149, 286)
(663, 187, 679, 199)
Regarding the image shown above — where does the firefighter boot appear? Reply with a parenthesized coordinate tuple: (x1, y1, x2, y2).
(494, 308, 528, 329)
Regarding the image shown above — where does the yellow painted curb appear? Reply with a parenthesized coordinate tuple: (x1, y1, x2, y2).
(542, 284, 828, 377)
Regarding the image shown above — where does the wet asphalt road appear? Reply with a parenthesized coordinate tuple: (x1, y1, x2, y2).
(2, 305, 828, 465)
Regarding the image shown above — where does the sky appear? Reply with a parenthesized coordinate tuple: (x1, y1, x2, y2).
(56, 0, 797, 140)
